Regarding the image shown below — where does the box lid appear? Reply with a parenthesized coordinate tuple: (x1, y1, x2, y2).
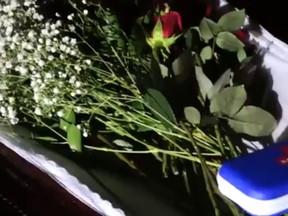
(217, 142, 288, 216)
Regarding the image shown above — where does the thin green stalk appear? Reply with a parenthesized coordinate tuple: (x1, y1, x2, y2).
(180, 121, 220, 216)
(215, 124, 226, 156)
(22, 110, 66, 141)
(205, 168, 243, 215)
(224, 135, 238, 158)
(85, 145, 185, 155)
(212, 38, 216, 56)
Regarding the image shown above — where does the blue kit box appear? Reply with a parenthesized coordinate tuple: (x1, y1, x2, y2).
(217, 142, 288, 216)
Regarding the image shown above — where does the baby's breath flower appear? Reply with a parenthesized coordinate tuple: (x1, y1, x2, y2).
(70, 38, 77, 46)
(53, 87, 60, 94)
(19, 66, 28, 75)
(0, 0, 117, 138)
(59, 44, 66, 51)
(34, 107, 42, 116)
(37, 59, 45, 67)
(48, 55, 54, 61)
(74, 65, 81, 72)
(83, 129, 88, 137)
(43, 98, 50, 105)
(46, 38, 52, 46)
(5, 61, 12, 69)
(17, 53, 24, 61)
(57, 110, 64, 117)
(10, 118, 19, 125)
(52, 29, 60, 35)
(50, 47, 56, 53)
(68, 25, 76, 32)
(75, 106, 81, 113)
(62, 36, 69, 43)
(67, 14, 74, 20)
(75, 81, 81, 88)
(45, 73, 53, 79)
(55, 20, 62, 27)
(52, 98, 58, 103)
(28, 31, 34, 39)
(0, 107, 7, 116)
(85, 59, 91, 65)
(70, 50, 77, 56)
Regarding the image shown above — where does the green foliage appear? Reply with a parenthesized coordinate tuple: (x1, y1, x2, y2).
(184, 107, 201, 125)
(199, 18, 219, 42)
(228, 106, 277, 136)
(218, 9, 246, 32)
(237, 48, 247, 63)
(144, 88, 176, 129)
(67, 124, 82, 152)
(200, 46, 212, 63)
(60, 109, 76, 132)
(207, 69, 231, 100)
(216, 32, 244, 52)
(210, 85, 247, 117)
(195, 66, 213, 101)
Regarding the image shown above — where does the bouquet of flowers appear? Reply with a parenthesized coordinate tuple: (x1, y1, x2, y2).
(0, 0, 278, 215)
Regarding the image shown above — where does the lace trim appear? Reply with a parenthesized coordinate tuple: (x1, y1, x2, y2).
(0, 133, 125, 216)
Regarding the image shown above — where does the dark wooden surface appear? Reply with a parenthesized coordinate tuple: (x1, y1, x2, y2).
(0, 143, 101, 216)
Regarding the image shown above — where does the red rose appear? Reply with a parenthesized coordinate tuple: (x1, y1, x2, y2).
(152, 0, 167, 11)
(153, 11, 183, 38)
(205, 5, 212, 17)
(234, 29, 249, 42)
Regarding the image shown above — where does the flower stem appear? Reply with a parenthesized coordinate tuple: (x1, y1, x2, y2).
(215, 124, 226, 157)
(180, 121, 220, 216)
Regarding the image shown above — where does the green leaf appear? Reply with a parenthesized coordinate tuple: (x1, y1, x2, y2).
(237, 48, 247, 63)
(185, 27, 201, 49)
(137, 125, 153, 132)
(199, 18, 219, 42)
(228, 106, 277, 137)
(152, 18, 163, 39)
(144, 88, 176, 129)
(159, 64, 169, 78)
(113, 139, 133, 148)
(34, 136, 58, 142)
(137, 122, 166, 132)
(200, 45, 212, 63)
(184, 107, 201, 124)
(67, 124, 82, 152)
(201, 115, 219, 126)
(216, 32, 244, 52)
(131, 100, 145, 111)
(207, 69, 231, 100)
(60, 109, 76, 132)
(150, 56, 164, 88)
(172, 50, 194, 83)
(218, 9, 246, 32)
(210, 85, 246, 117)
(240, 56, 253, 69)
(195, 66, 213, 101)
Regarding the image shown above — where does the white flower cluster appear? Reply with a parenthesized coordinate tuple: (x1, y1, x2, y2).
(0, 0, 92, 127)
